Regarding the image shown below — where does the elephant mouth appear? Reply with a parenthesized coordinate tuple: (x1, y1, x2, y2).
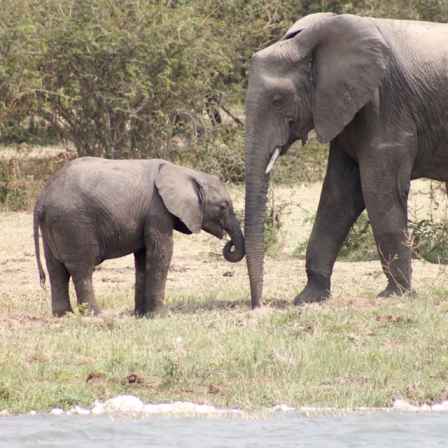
(204, 224, 224, 239)
(265, 133, 309, 174)
(265, 147, 281, 174)
(216, 228, 224, 239)
(265, 145, 290, 174)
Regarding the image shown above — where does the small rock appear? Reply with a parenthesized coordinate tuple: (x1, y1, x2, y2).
(50, 408, 64, 416)
(141, 401, 242, 416)
(272, 404, 295, 412)
(125, 373, 144, 385)
(86, 372, 106, 384)
(431, 401, 448, 411)
(103, 395, 144, 414)
(208, 384, 220, 395)
(392, 399, 420, 411)
(91, 400, 105, 415)
(71, 405, 90, 416)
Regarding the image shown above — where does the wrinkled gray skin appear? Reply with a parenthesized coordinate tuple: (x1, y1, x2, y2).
(245, 13, 448, 308)
(34, 157, 245, 316)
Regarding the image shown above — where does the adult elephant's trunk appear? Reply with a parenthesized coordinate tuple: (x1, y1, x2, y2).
(223, 212, 245, 263)
(244, 133, 270, 308)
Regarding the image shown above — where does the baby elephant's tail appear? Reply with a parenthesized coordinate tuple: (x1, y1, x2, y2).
(33, 204, 46, 289)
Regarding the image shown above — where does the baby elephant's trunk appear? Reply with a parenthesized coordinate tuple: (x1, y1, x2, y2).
(223, 213, 245, 263)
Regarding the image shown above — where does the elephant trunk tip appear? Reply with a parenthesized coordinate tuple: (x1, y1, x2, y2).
(223, 239, 245, 263)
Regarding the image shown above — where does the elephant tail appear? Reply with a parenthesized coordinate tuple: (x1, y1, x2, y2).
(33, 203, 46, 289)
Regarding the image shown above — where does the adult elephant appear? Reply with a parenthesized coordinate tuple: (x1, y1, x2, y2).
(244, 12, 448, 308)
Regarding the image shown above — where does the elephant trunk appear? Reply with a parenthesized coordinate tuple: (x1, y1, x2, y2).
(223, 212, 245, 263)
(244, 133, 270, 309)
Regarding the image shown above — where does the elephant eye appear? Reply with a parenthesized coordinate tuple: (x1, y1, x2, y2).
(218, 201, 229, 212)
(272, 94, 283, 107)
(210, 203, 223, 216)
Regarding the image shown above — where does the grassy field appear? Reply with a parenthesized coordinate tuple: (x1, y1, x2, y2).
(1, 182, 448, 414)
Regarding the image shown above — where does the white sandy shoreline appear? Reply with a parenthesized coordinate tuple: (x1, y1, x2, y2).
(1, 395, 448, 418)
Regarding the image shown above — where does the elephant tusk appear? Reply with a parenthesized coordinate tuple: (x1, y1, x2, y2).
(265, 148, 280, 174)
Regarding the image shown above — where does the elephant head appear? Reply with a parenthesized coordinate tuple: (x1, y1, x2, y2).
(244, 13, 388, 307)
(156, 163, 245, 263)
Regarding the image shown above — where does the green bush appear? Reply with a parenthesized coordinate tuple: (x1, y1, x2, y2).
(294, 211, 378, 262)
(264, 188, 287, 256)
(0, 1, 42, 143)
(33, 0, 236, 158)
(410, 219, 448, 264)
(0, 0, 446, 180)
(0, 164, 30, 211)
(176, 126, 245, 183)
(338, 212, 377, 261)
(295, 209, 448, 264)
(272, 137, 328, 185)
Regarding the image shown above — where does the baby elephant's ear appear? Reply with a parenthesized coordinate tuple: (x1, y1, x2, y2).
(155, 163, 204, 234)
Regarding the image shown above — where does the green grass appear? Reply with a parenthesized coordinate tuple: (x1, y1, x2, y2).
(1, 288, 448, 414)
(2, 177, 448, 414)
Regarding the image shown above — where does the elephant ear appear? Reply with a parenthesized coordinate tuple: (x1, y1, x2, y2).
(291, 14, 388, 143)
(155, 163, 204, 234)
(284, 12, 336, 39)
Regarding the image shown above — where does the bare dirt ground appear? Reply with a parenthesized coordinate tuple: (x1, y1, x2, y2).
(1, 180, 448, 318)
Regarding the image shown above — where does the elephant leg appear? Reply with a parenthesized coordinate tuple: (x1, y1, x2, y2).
(295, 143, 365, 305)
(70, 267, 99, 315)
(360, 157, 412, 297)
(134, 249, 146, 317)
(143, 231, 174, 316)
(43, 242, 72, 317)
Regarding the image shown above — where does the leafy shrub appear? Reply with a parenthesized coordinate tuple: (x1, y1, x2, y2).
(272, 137, 328, 185)
(294, 211, 377, 262)
(295, 209, 448, 265)
(264, 188, 286, 256)
(0, 1, 42, 143)
(410, 219, 448, 264)
(176, 126, 245, 183)
(32, 0, 236, 158)
(0, 161, 28, 211)
(338, 212, 377, 261)
(0, 0, 446, 182)
(1, 185, 28, 211)
(176, 130, 328, 184)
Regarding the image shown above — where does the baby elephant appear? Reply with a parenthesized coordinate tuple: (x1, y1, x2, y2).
(33, 157, 245, 317)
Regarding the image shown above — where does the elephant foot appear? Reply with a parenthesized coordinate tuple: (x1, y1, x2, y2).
(76, 304, 101, 316)
(145, 308, 168, 319)
(52, 308, 74, 318)
(294, 274, 330, 305)
(134, 306, 146, 318)
(136, 302, 167, 318)
(294, 287, 330, 305)
(377, 284, 415, 299)
(91, 307, 101, 316)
